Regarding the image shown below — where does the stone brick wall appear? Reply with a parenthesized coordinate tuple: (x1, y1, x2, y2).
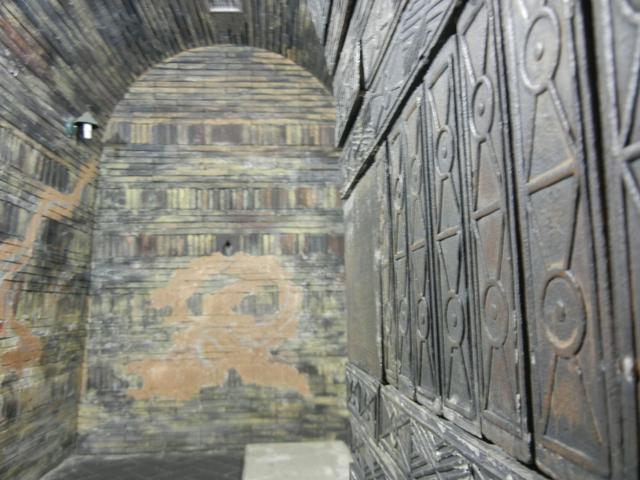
(0, 124, 97, 479)
(77, 45, 348, 454)
(0, 112, 98, 480)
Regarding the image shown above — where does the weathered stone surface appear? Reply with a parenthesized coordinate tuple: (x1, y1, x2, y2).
(324, 0, 355, 76)
(338, 0, 458, 194)
(347, 364, 544, 480)
(0, 0, 639, 479)
(594, 1, 640, 477)
(307, 0, 332, 45)
(0, 2, 331, 475)
(344, 157, 383, 379)
(0, 123, 97, 479)
(504, 2, 614, 478)
(457, 0, 529, 461)
(339, 0, 635, 479)
(77, 46, 347, 454)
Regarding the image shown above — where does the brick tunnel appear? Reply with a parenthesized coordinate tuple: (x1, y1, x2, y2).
(0, 1, 638, 480)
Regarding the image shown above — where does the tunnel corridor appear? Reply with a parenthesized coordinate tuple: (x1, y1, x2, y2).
(1, 1, 639, 480)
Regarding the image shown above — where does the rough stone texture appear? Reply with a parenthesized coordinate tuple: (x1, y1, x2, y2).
(77, 45, 347, 455)
(337, 0, 637, 479)
(347, 364, 543, 480)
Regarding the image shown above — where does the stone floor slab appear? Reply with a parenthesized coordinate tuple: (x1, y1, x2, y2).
(242, 441, 351, 480)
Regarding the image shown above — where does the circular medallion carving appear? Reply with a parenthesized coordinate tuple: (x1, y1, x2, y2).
(541, 270, 586, 358)
(471, 76, 495, 138)
(416, 296, 430, 340)
(483, 282, 509, 347)
(445, 295, 465, 345)
(523, 9, 561, 93)
(436, 127, 454, 173)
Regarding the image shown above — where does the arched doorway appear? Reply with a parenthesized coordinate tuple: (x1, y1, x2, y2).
(77, 45, 347, 454)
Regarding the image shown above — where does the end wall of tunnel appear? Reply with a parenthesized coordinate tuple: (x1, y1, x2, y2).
(1, 1, 640, 480)
(78, 45, 347, 454)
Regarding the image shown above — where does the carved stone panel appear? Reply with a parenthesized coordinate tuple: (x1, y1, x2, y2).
(350, 422, 386, 480)
(504, 1, 613, 478)
(334, 0, 371, 146)
(345, 159, 384, 377)
(364, 0, 455, 141)
(346, 363, 380, 439)
(307, 0, 332, 44)
(325, 0, 354, 74)
(388, 119, 414, 397)
(378, 387, 414, 477)
(377, 144, 398, 387)
(423, 40, 480, 436)
(457, 0, 530, 461)
(348, 364, 545, 480)
(340, 0, 457, 195)
(380, 382, 530, 479)
(595, 1, 640, 477)
(334, 39, 362, 145)
(409, 421, 474, 478)
(360, 0, 403, 87)
(403, 91, 440, 411)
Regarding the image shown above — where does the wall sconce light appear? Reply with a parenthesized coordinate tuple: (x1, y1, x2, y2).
(65, 112, 99, 141)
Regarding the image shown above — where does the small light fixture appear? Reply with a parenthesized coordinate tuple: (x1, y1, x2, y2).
(65, 112, 99, 141)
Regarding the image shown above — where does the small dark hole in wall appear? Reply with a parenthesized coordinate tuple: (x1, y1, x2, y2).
(222, 241, 234, 257)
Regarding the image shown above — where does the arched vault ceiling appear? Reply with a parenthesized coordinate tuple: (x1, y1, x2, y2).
(0, 0, 329, 159)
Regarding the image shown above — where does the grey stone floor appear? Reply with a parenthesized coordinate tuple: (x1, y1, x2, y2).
(40, 451, 244, 480)
(242, 441, 351, 480)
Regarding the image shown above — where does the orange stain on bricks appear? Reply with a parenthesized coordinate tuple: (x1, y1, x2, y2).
(0, 145, 98, 372)
(126, 252, 310, 401)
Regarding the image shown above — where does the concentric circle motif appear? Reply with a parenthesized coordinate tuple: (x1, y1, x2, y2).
(541, 270, 586, 358)
(445, 295, 465, 345)
(436, 127, 454, 173)
(471, 76, 495, 138)
(522, 9, 561, 93)
(416, 296, 430, 340)
(483, 282, 509, 347)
